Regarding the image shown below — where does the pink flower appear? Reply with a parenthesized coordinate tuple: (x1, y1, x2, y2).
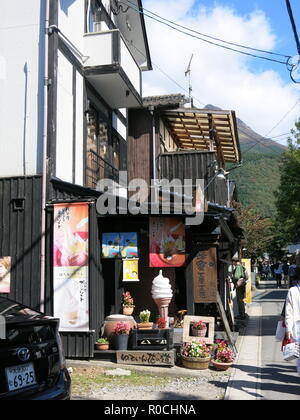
(113, 321, 130, 335)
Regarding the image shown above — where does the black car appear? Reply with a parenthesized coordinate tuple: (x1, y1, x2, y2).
(0, 297, 71, 400)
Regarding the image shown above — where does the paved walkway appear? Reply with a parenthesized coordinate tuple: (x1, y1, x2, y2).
(225, 283, 300, 400)
(67, 281, 300, 400)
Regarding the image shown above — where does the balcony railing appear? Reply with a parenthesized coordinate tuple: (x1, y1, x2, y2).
(86, 150, 119, 189)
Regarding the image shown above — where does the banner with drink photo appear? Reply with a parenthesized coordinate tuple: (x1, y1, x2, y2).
(53, 203, 89, 332)
(149, 217, 186, 267)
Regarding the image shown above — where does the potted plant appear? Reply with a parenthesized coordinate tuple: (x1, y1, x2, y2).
(122, 291, 135, 315)
(181, 340, 211, 370)
(95, 337, 109, 351)
(157, 317, 167, 329)
(191, 320, 207, 337)
(113, 321, 130, 350)
(211, 340, 234, 371)
(137, 310, 153, 329)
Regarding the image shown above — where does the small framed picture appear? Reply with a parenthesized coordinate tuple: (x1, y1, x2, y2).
(182, 315, 215, 345)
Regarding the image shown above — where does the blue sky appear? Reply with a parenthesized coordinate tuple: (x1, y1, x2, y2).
(142, 0, 300, 139)
(189, 0, 300, 83)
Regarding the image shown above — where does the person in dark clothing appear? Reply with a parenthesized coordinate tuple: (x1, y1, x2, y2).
(232, 257, 248, 320)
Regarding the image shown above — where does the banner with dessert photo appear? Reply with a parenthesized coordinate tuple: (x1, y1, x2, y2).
(149, 217, 186, 267)
(0, 256, 11, 294)
(53, 202, 89, 332)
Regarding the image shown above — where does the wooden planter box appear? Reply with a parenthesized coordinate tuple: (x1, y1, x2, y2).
(130, 328, 174, 350)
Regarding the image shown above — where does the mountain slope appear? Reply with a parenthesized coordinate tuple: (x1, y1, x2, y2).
(205, 105, 286, 217)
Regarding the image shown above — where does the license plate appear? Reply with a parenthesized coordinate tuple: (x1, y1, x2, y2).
(5, 363, 37, 392)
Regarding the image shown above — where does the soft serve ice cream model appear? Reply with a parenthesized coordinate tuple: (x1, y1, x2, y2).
(151, 270, 173, 327)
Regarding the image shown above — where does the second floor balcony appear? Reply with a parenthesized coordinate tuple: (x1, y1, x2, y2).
(83, 29, 142, 109)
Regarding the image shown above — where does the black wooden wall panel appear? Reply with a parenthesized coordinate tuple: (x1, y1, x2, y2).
(46, 179, 104, 358)
(0, 176, 42, 310)
(159, 151, 228, 207)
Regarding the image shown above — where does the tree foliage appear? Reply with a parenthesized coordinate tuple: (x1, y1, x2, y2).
(275, 120, 300, 243)
(235, 203, 274, 258)
(229, 146, 283, 218)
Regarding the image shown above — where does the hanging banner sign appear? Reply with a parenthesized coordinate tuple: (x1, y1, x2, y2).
(149, 217, 185, 267)
(242, 258, 252, 305)
(53, 203, 89, 332)
(192, 248, 218, 303)
(123, 259, 139, 282)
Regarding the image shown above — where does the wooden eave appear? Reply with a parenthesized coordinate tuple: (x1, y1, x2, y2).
(161, 108, 241, 163)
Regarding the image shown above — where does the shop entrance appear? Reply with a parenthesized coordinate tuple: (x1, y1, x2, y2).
(102, 259, 116, 317)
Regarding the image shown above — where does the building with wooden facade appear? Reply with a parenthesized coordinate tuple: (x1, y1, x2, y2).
(0, 1, 243, 359)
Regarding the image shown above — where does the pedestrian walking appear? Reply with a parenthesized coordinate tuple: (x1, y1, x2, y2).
(232, 256, 249, 320)
(288, 261, 297, 288)
(282, 261, 289, 288)
(285, 279, 300, 376)
(274, 261, 283, 288)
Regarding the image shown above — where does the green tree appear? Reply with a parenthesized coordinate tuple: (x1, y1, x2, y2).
(235, 203, 274, 258)
(275, 120, 300, 243)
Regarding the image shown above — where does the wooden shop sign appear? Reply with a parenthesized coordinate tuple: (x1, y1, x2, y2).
(116, 350, 175, 366)
(192, 248, 217, 303)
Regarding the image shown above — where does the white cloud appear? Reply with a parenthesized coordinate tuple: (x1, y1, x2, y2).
(142, 0, 300, 140)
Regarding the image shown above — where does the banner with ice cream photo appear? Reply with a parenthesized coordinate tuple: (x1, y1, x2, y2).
(53, 203, 89, 332)
(149, 217, 185, 267)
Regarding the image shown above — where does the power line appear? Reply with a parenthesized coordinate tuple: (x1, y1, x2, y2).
(122, 0, 291, 58)
(126, 37, 206, 106)
(123, 0, 292, 59)
(121, 0, 292, 67)
(285, 0, 300, 55)
(128, 37, 290, 157)
(264, 98, 300, 137)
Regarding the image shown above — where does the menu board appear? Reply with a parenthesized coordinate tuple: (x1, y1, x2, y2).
(192, 248, 217, 303)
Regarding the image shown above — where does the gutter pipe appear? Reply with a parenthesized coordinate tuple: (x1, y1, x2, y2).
(40, 0, 50, 312)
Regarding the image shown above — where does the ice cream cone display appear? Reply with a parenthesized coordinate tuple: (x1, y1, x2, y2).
(151, 270, 173, 327)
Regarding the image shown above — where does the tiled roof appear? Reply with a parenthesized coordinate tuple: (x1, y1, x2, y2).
(142, 93, 189, 107)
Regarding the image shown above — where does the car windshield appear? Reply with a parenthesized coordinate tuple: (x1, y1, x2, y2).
(0, 297, 42, 320)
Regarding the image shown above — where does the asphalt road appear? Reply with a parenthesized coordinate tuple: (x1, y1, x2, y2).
(258, 287, 300, 400)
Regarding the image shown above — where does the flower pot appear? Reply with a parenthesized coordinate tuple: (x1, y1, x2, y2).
(137, 322, 153, 330)
(122, 306, 134, 316)
(181, 355, 211, 370)
(115, 334, 129, 350)
(211, 360, 233, 371)
(95, 343, 109, 351)
(192, 327, 207, 337)
(103, 315, 136, 340)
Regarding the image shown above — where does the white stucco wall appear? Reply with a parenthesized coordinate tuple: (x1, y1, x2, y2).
(56, 50, 84, 186)
(58, 0, 85, 56)
(0, 0, 45, 177)
(56, 51, 74, 183)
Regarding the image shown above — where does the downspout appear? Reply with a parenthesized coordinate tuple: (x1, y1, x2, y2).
(40, 0, 50, 312)
(149, 106, 157, 202)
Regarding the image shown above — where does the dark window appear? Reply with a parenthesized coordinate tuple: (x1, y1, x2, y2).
(86, 0, 114, 33)
(85, 102, 119, 188)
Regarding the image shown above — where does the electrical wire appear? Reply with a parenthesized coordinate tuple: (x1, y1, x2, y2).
(285, 0, 300, 55)
(264, 98, 300, 137)
(127, 37, 291, 157)
(121, 0, 293, 67)
(123, 0, 291, 59)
